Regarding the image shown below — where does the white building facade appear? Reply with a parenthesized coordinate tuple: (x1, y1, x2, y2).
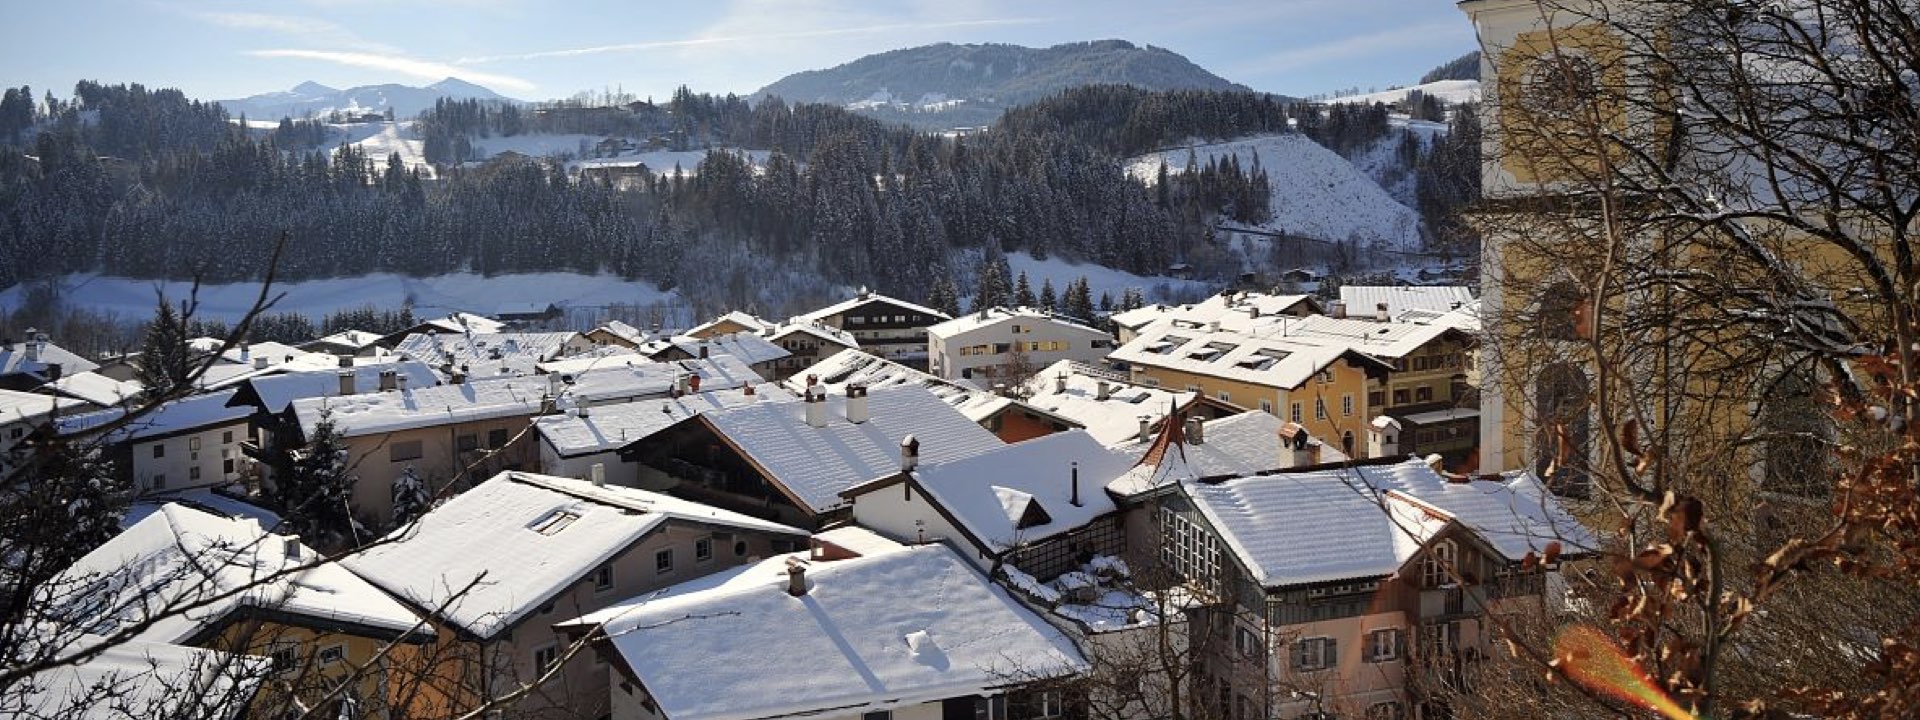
(927, 309, 1114, 382)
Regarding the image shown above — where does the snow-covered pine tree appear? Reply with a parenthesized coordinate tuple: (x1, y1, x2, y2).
(928, 275, 961, 317)
(390, 465, 431, 529)
(1039, 278, 1058, 313)
(274, 411, 358, 549)
(973, 258, 1010, 312)
(135, 298, 194, 397)
(1014, 271, 1036, 308)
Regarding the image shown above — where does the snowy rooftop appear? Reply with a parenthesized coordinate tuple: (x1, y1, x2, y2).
(799, 291, 952, 324)
(45, 503, 426, 645)
(391, 331, 579, 376)
(231, 359, 441, 414)
(1020, 360, 1195, 445)
(0, 388, 90, 426)
(763, 319, 860, 349)
(589, 544, 1086, 720)
(926, 306, 1107, 339)
(592, 320, 648, 345)
(120, 489, 283, 532)
(565, 355, 761, 405)
(40, 371, 143, 407)
(305, 328, 385, 350)
(701, 384, 1006, 514)
(1108, 292, 1319, 332)
(1338, 286, 1475, 319)
(291, 375, 549, 439)
(649, 331, 790, 366)
(15, 639, 264, 720)
(0, 337, 99, 380)
(895, 431, 1133, 554)
(1109, 320, 1385, 390)
(344, 472, 806, 639)
(1261, 314, 1470, 359)
(1182, 458, 1592, 589)
(687, 310, 775, 337)
(57, 390, 252, 444)
(535, 388, 760, 457)
(187, 339, 314, 367)
(533, 346, 645, 375)
(409, 312, 507, 336)
(1109, 411, 1348, 497)
(780, 349, 1012, 424)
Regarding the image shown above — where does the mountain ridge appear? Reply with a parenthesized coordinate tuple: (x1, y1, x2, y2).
(219, 78, 518, 121)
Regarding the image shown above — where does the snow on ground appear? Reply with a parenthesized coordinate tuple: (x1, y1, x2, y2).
(344, 121, 436, 178)
(3, 272, 677, 323)
(1127, 134, 1423, 250)
(575, 147, 777, 175)
(1344, 116, 1450, 207)
(1004, 252, 1212, 306)
(1327, 79, 1482, 106)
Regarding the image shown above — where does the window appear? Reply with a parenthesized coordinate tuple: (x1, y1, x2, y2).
(1318, 369, 1334, 384)
(1342, 394, 1354, 417)
(222, 430, 234, 444)
(862, 712, 892, 720)
(592, 564, 614, 592)
(1368, 390, 1385, 408)
(456, 434, 478, 452)
(488, 429, 511, 449)
(224, 458, 235, 474)
(1314, 398, 1327, 421)
(390, 440, 423, 462)
(152, 444, 165, 459)
(1010, 324, 1023, 334)
(152, 474, 166, 490)
(8, 427, 21, 439)
(189, 466, 201, 481)
(1158, 507, 1222, 591)
(1234, 626, 1263, 659)
(1421, 540, 1457, 588)
(270, 644, 299, 676)
(1217, 391, 1231, 403)
(1021, 690, 1065, 720)
(1367, 628, 1403, 662)
(1415, 386, 1433, 402)
(188, 437, 201, 451)
(1392, 389, 1410, 405)
(533, 645, 559, 674)
(734, 540, 748, 557)
(655, 548, 674, 574)
(1290, 402, 1302, 423)
(319, 644, 345, 665)
(531, 510, 580, 535)
(1292, 636, 1336, 671)
(696, 537, 713, 561)
(1259, 400, 1274, 414)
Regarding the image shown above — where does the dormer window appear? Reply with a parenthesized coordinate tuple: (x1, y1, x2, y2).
(531, 510, 580, 535)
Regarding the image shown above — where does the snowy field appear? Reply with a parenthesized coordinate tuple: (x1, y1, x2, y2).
(1326, 79, 1482, 106)
(4, 273, 678, 323)
(1126, 134, 1424, 249)
(1004, 252, 1212, 305)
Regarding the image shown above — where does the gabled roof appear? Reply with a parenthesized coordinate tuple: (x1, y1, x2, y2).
(1021, 360, 1194, 445)
(1109, 292, 1321, 332)
(584, 544, 1086, 720)
(780, 349, 1016, 424)
(57, 390, 252, 444)
(1338, 285, 1475, 319)
(302, 329, 384, 351)
(698, 385, 1005, 514)
(43, 503, 426, 645)
(187, 339, 314, 367)
(343, 472, 806, 639)
(1108, 411, 1348, 497)
(0, 338, 99, 380)
(15, 639, 265, 720)
(229, 360, 442, 415)
(563, 356, 762, 406)
(893, 431, 1132, 554)
(687, 311, 774, 337)
(39, 371, 143, 408)
(291, 375, 549, 439)
(391, 331, 579, 378)
(536, 388, 761, 458)
(0, 388, 90, 426)
(646, 331, 790, 366)
(763, 320, 859, 349)
(533, 347, 645, 376)
(926, 306, 1107, 339)
(589, 320, 648, 345)
(1267, 315, 1473, 359)
(1110, 321, 1390, 389)
(799, 292, 952, 324)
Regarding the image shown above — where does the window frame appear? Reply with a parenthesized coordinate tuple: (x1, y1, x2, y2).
(389, 440, 424, 463)
(592, 564, 614, 592)
(695, 537, 714, 562)
(655, 548, 674, 574)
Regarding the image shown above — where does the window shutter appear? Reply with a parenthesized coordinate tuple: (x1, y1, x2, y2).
(1292, 642, 1308, 671)
(1394, 629, 1407, 660)
(1324, 638, 1338, 668)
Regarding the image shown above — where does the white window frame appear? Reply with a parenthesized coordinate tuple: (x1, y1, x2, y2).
(1342, 394, 1354, 417)
(592, 564, 614, 592)
(1314, 397, 1327, 421)
(269, 643, 300, 676)
(319, 643, 346, 665)
(1292, 636, 1335, 672)
(1367, 628, 1401, 662)
(1421, 539, 1457, 588)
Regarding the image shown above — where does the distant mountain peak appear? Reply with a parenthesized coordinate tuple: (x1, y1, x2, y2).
(428, 77, 495, 94)
(220, 79, 518, 122)
(290, 81, 338, 96)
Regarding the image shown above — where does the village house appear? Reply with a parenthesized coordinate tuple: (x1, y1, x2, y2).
(615, 384, 1005, 529)
(759, 320, 860, 380)
(534, 386, 760, 487)
(926, 307, 1115, 383)
(57, 389, 256, 495)
(561, 538, 1088, 720)
(0, 388, 90, 477)
(43, 503, 431, 718)
(343, 471, 808, 720)
(227, 360, 443, 473)
(1109, 292, 1322, 345)
(638, 331, 790, 382)
(300, 329, 388, 357)
(1335, 286, 1475, 323)
(582, 320, 650, 349)
(784, 348, 1082, 443)
(796, 290, 952, 366)
(684, 310, 774, 339)
(1270, 314, 1481, 467)
(0, 329, 99, 392)
(1019, 360, 1202, 446)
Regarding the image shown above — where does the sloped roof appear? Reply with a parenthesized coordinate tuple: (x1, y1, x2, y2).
(780, 349, 1013, 424)
(343, 472, 806, 639)
(688, 311, 775, 337)
(1108, 411, 1349, 497)
(39, 371, 143, 407)
(0, 338, 99, 380)
(1021, 360, 1194, 445)
(43, 503, 426, 645)
(588, 544, 1085, 720)
(799, 292, 952, 324)
(591, 320, 648, 345)
(763, 320, 859, 349)
(903, 431, 1133, 554)
(1109, 292, 1320, 332)
(648, 331, 790, 366)
(231, 360, 441, 414)
(700, 385, 1005, 514)
(391, 331, 579, 377)
(536, 388, 761, 458)
(1268, 315, 1470, 359)
(1339, 285, 1474, 318)
(15, 639, 264, 720)
(57, 390, 252, 444)
(1109, 320, 1388, 390)
(926, 306, 1107, 339)
(0, 388, 90, 426)
(303, 329, 384, 350)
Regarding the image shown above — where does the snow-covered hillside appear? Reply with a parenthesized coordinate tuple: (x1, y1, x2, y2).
(1126, 134, 1424, 249)
(1344, 116, 1450, 207)
(220, 78, 516, 121)
(343, 121, 435, 177)
(1327, 80, 1482, 106)
(1004, 252, 1211, 306)
(4, 273, 676, 324)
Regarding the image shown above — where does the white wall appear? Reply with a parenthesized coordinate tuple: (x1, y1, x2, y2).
(541, 446, 641, 488)
(847, 480, 988, 571)
(131, 421, 251, 494)
(931, 317, 1112, 382)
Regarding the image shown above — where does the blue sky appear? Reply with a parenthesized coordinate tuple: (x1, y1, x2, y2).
(4, 0, 1477, 103)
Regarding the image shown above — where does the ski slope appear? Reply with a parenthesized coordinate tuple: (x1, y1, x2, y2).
(1126, 134, 1423, 249)
(1327, 79, 1482, 106)
(343, 121, 435, 178)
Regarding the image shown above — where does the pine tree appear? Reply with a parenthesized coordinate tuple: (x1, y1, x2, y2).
(974, 258, 1010, 312)
(136, 299, 194, 397)
(275, 411, 358, 549)
(1065, 277, 1096, 320)
(390, 465, 431, 528)
(1039, 279, 1058, 312)
(928, 275, 961, 316)
(1014, 271, 1036, 308)
(1100, 291, 1114, 312)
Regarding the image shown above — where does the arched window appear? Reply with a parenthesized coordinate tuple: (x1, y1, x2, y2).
(1535, 282, 1587, 341)
(1534, 363, 1592, 498)
(1758, 367, 1831, 498)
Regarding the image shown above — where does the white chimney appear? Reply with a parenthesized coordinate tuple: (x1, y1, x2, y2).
(1054, 373, 1068, 394)
(1095, 381, 1112, 401)
(1330, 301, 1347, 319)
(1186, 416, 1206, 445)
(253, 355, 269, 370)
(338, 370, 356, 396)
(1137, 416, 1153, 444)
(590, 463, 606, 487)
(805, 390, 828, 428)
(845, 384, 870, 424)
(1283, 423, 1316, 467)
(549, 373, 565, 397)
(786, 558, 808, 596)
(1375, 302, 1390, 322)
(900, 434, 920, 473)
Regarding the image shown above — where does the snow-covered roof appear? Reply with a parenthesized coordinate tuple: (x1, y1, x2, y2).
(1109, 320, 1385, 390)
(1265, 315, 1471, 359)
(121, 489, 283, 532)
(780, 349, 1012, 424)
(1109, 412, 1348, 497)
(648, 331, 790, 366)
(567, 356, 761, 403)
(57, 390, 252, 444)
(688, 310, 775, 337)
(232, 360, 442, 414)
(591, 320, 648, 345)
(900, 431, 1132, 554)
(411, 312, 507, 336)
(533, 346, 645, 375)
(44, 503, 426, 645)
(926, 306, 1107, 339)
(304, 329, 384, 350)
(799, 291, 952, 324)
(0, 388, 90, 426)
(701, 385, 1005, 514)
(344, 472, 806, 639)
(0, 337, 99, 380)
(391, 331, 580, 377)
(1108, 292, 1320, 332)
(535, 388, 761, 457)
(39, 371, 143, 407)
(1180, 458, 1592, 589)
(187, 339, 314, 367)
(291, 375, 549, 439)
(588, 544, 1086, 720)
(1338, 286, 1475, 319)
(763, 320, 859, 349)
(15, 639, 264, 720)
(1021, 360, 1195, 445)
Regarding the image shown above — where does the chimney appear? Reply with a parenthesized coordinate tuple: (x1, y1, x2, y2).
(1283, 423, 1315, 467)
(688, 373, 702, 393)
(379, 369, 398, 392)
(1070, 461, 1082, 507)
(786, 559, 808, 596)
(1375, 302, 1390, 322)
(743, 383, 757, 400)
(1095, 380, 1112, 401)
(239, 343, 250, 362)
(549, 373, 565, 398)
(396, 374, 409, 392)
(253, 355, 269, 370)
(1186, 416, 1206, 445)
(45, 363, 62, 382)
(338, 355, 353, 368)
(900, 434, 920, 473)
(590, 463, 606, 487)
(845, 384, 870, 424)
(805, 389, 828, 428)
(698, 341, 710, 359)
(1054, 373, 1068, 394)
(1138, 416, 1152, 444)
(1330, 301, 1347, 319)
(23, 331, 39, 362)
(806, 374, 819, 389)
(451, 368, 467, 385)
(338, 370, 357, 396)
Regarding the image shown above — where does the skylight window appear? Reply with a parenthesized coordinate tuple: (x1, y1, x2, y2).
(1189, 342, 1238, 362)
(530, 509, 581, 535)
(1235, 349, 1290, 371)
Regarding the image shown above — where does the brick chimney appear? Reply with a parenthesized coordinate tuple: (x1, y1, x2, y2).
(1281, 422, 1315, 467)
(845, 384, 869, 424)
(743, 382, 758, 400)
(1185, 416, 1206, 445)
(688, 373, 702, 393)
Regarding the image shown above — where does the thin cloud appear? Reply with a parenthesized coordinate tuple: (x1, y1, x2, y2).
(1232, 20, 1468, 77)
(194, 11, 401, 54)
(246, 49, 537, 93)
(454, 17, 1049, 64)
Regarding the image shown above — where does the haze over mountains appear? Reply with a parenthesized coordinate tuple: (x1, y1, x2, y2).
(754, 39, 1253, 129)
(219, 77, 518, 121)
